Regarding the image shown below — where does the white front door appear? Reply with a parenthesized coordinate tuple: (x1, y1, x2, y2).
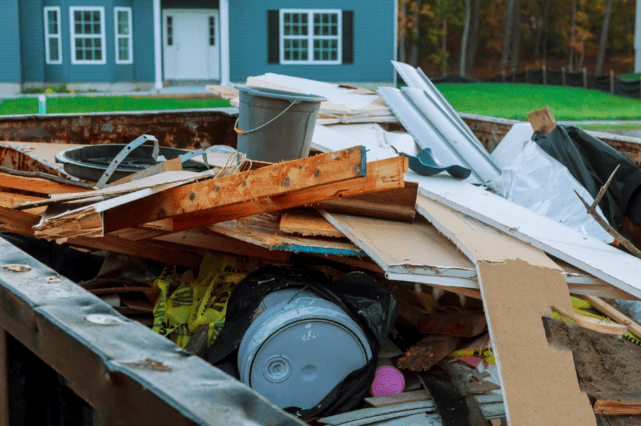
(163, 9, 220, 80)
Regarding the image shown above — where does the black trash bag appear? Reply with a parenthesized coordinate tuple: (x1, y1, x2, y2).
(205, 264, 398, 420)
(533, 125, 641, 230)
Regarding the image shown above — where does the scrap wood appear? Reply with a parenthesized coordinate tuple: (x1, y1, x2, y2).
(164, 155, 407, 233)
(103, 157, 183, 187)
(396, 336, 461, 372)
(420, 312, 487, 337)
(310, 181, 418, 222)
(582, 295, 641, 338)
(593, 393, 641, 415)
(575, 165, 641, 259)
(527, 105, 556, 134)
(279, 209, 344, 238)
(365, 383, 500, 409)
(91, 146, 367, 236)
(0, 171, 90, 195)
(153, 227, 291, 263)
(18, 170, 203, 209)
(416, 195, 597, 426)
(211, 214, 363, 256)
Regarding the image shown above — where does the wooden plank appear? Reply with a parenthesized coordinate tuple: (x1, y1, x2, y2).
(593, 393, 641, 416)
(103, 157, 183, 187)
(167, 156, 407, 233)
(100, 146, 367, 234)
(527, 106, 556, 134)
(0, 172, 89, 194)
(212, 215, 363, 256)
(279, 209, 343, 238)
(310, 181, 417, 222)
(365, 385, 500, 409)
(0, 328, 8, 426)
(583, 296, 641, 338)
(416, 195, 597, 426)
(396, 335, 461, 372)
(67, 235, 203, 269)
(419, 312, 487, 337)
(413, 173, 641, 300)
(154, 228, 291, 262)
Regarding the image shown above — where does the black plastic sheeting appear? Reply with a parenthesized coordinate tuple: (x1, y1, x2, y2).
(532, 125, 641, 232)
(206, 264, 398, 420)
(429, 70, 641, 100)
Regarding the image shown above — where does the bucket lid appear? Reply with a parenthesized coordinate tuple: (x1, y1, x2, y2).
(235, 84, 327, 103)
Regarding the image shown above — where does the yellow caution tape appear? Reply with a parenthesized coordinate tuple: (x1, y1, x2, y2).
(151, 252, 260, 348)
(448, 347, 496, 365)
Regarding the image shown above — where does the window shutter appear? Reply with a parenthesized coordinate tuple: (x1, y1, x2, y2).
(268, 10, 280, 64)
(342, 11, 354, 64)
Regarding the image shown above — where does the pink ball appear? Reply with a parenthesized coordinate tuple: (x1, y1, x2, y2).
(370, 366, 405, 397)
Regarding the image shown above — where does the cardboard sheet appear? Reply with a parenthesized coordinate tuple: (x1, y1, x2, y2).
(416, 195, 597, 426)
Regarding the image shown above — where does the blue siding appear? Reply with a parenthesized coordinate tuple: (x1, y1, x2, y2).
(229, 0, 396, 83)
(0, 0, 22, 83)
(21, 0, 45, 82)
(133, 0, 154, 81)
(162, 0, 218, 8)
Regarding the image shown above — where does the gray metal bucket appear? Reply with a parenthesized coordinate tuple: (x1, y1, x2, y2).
(235, 85, 326, 162)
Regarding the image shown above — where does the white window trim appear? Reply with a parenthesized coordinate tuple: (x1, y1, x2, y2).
(279, 9, 342, 65)
(114, 7, 134, 64)
(69, 6, 107, 65)
(44, 6, 62, 64)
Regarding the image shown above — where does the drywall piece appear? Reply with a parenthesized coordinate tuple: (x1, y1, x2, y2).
(411, 173, 641, 300)
(416, 195, 597, 426)
(320, 211, 480, 288)
(401, 87, 501, 181)
(327, 123, 420, 158)
(247, 73, 386, 112)
(489, 122, 534, 169)
(378, 86, 484, 184)
(312, 124, 394, 162)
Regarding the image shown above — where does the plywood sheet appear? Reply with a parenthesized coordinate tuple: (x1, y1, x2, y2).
(279, 209, 343, 238)
(416, 195, 596, 426)
(321, 211, 479, 287)
(411, 173, 641, 300)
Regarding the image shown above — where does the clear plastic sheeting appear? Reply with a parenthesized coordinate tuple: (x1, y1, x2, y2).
(489, 141, 612, 244)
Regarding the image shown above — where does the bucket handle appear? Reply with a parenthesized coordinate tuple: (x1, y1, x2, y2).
(233, 100, 300, 136)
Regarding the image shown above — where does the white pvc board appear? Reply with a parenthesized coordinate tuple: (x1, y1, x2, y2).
(409, 172, 641, 299)
(490, 122, 534, 169)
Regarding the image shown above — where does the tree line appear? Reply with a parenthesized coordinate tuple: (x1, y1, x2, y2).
(398, 0, 636, 78)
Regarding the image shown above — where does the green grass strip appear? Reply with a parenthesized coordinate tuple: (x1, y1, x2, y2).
(436, 83, 641, 121)
(0, 97, 231, 115)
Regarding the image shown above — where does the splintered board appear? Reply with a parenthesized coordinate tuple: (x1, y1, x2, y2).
(167, 156, 407, 233)
(279, 209, 343, 238)
(320, 211, 479, 288)
(416, 195, 597, 426)
(213, 214, 362, 256)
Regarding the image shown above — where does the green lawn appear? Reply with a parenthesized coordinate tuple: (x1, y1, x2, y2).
(575, 123, 641, 131)
(619, 73, 640, 81)
(435, 83, 641, 121)
(0, 96, 231, 115)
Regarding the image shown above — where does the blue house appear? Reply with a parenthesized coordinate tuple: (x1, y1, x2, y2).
(0, 0, 398, 95)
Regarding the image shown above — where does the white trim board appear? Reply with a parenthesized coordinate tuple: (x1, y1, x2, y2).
(410, 172, 641, 300)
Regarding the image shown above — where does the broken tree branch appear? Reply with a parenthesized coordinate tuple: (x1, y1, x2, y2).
(574, 164, 641, 259)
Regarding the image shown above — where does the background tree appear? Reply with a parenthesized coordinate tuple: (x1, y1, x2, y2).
(595, 0, 614, 75)
(459, 0, 472, 75)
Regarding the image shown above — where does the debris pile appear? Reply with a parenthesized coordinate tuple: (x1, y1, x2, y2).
(1, 61, 641, 425)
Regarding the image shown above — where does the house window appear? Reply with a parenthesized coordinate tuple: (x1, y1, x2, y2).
(280, 9, 342, 64)
(166, 16, 173, 46)
(114, 7, 133, 64)
(44, 6, 62, 64)
(70, 6, 106, 65)
(209, 16, 216, 46)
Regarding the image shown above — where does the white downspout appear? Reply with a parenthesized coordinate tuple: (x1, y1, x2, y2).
(220, 0, 230, 85)
(636, 0, 641, 73)
(153, 0, 162, 91)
